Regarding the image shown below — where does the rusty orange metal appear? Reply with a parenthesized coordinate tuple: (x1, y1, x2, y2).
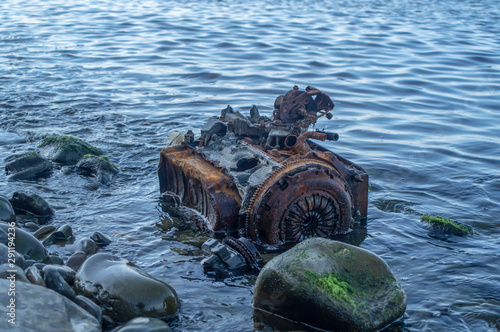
(158, 86, 368, 248)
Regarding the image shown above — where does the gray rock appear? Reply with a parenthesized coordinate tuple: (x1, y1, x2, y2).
(0, 243, 25, 268)
(0, 223, 47, 261)
(43, 254, 65, 266)
(76, 155, 119, 185)
(38, 135, 103, 164)
(253, 238, 407, 332)
(44, 267, 76, 300)
(26, 266, 46, 287)
(9, 191, 54, 217)
(43, 264, 76, 285)
(74, 295, 103, 325)
(75, 253, 180, 322)
(34, 225, 56, 240)
(66, 250, 87, 272)
(53, 224, 73, 240)
(0, 278, 101, 331)
(0, 194, 15, 222)
(75, 238, 98, 255)
(91, 231, 112, 246)
(0, 263, 29, 282)
(112, 317, 172, 332)
(5, 151, 52, 180)
(0, 227, 8, 245)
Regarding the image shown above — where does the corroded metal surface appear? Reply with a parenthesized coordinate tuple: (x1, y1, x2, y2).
(158, 144, 241, 234)
(158, 86, 368, 248)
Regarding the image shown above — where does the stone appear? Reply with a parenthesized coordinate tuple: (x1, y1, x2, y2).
(90, 231, 112, 246)
(43, 264, 76, 285)
(0, 243, 25, 268)
(34, 225, 56, 240)
(0, 227, 8, 245)
(26, 266, 46, 287)
(111, 317, 172, 332)
(75, 253, 180, 322)
(53, 224, 73, 240)
(420, 215, 474, 236)
(0, 223, 47, 261)
(0, 278, 101, 331)
(38, 135, 103, 164)
(66, 250, 87, 272)
(253, 238, 407, 332)
(74, 295, 103, 325)
(74, 238, 98, 255)
(5, 151, 52, 180)
(0, 194, 15, 222)
(9, 191, 54, 217)
(76, 155, 119, 185)
(0, 263, 29, 282)
(44, 266, 76, 300)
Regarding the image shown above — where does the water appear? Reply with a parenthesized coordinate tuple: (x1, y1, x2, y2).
(1, 0, 499, 330)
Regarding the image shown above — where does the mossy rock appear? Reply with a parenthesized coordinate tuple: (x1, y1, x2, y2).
(38, 135, 103, 164)
(5, 151, 53, 180)
(420, 215, 473, 236)
(253, 238, 407, 331)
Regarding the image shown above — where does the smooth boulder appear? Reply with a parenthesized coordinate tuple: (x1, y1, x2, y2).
(0, 223, 47, 261)
(9, 191, 54, 217)
(0, 279, 100, 331)
(5, 151, 52, 180)
(253, 238, 407, 331)
(75, 253, 180, 322)
(0, 195, 15, 222)
(38, 135, 103, 164)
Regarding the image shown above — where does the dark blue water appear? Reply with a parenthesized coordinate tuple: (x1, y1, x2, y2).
(1, 0, 499, 331)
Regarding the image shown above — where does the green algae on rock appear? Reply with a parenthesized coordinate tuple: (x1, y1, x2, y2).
(38, 135, 103, 164)
(253, 238, 407, 331)
(420, 215, 473, 236)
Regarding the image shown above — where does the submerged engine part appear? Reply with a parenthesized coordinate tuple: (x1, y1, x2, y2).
(158, 86, 368, 249)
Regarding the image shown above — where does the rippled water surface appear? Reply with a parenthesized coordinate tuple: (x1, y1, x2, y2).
(1, 0, 499, 331)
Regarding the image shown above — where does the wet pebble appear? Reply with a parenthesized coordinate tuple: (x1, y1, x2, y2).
(44, 266, 76, 300)
(66, 250, 87, 272)
(43, 265, 76, 285)
(26, 265, 46, 287)
(90, 231, 112, 246)
(34, 225, 56, 240)
(74, 238, 98, 255)
(74, 295, 103, 325)
(75, 253, 180, 322)
(53, 224, 73, 240)
(43, 254, 65, 266)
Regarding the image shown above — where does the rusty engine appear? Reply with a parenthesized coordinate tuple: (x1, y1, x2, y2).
(158, 86, 368, 251)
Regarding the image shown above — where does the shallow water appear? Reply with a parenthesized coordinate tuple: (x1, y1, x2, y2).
(1, 0, 499, 331)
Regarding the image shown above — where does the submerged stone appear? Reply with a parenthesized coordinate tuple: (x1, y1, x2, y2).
(5, 151, 52, 180)
(38, 135, 103, 164)
(420, 215, 473, 236)
(76, 154, 119, 185)
(9, 191, 54, 217)
(0, 279, 100, 331)
(0, 223, 47, 261)
(112, 317, 172, 332)
(253, 238, 407, 332)
(75, 253, 180, 322)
